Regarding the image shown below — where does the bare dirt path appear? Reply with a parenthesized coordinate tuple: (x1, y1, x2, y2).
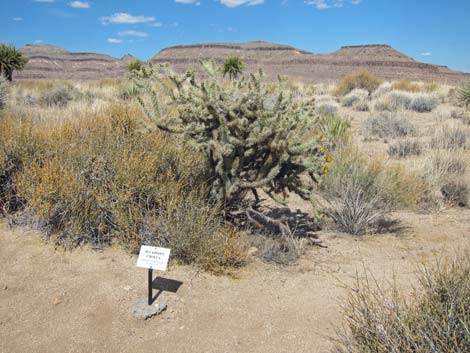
(1, 209, 469, 353)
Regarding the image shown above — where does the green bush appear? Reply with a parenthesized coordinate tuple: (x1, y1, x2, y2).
(456, 79, 470, 108)
(335, 70, 382, 96)
(333, 254, 470, 352)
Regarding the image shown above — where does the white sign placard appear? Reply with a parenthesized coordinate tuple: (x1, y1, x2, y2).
(136, 246, 171, 271)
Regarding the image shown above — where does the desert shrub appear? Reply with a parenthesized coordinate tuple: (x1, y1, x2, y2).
(450, 108, 470, 125)
(333, 254, 470, 353)
(387, 139, 421, 159)
(341, 89, 369, 107)
(371, 82, 392, 99)
(133, 62, 326, 240)
(392, 80, 421, 93)
(456, 79, 470, 108)
(0, 76, 7, 109)
(4, 104, 247, 271)
(321, 147, 426, 234)
(441, 179, 469, 207)
(352, 100, 369, 112)
(38, 86, 74, 107)
(431, 124, 468, 149)
(409, 93, 439, 112)
(316, 96, 339, 115)
(362, 111, 415, 139)
(373, 90, 414, 112)
(335, 70, 382, 96)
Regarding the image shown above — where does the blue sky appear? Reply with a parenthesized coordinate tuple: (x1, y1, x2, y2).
(2, 0, 470, 72)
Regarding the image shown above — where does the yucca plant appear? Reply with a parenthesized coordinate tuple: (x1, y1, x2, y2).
(0, 43, 28, 81)
(222, 55, 244, 80)
(457, 79, 470, 108)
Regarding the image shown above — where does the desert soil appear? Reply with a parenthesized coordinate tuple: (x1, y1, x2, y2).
(1, 208, 470, 353)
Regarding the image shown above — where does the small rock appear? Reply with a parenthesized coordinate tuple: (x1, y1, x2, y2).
(123, 286, 132, 292)
(53, 298, 61, 306)
(247, 247, 259, 257)
(3, 285, 8, 291)
(132, 298, 167, 320)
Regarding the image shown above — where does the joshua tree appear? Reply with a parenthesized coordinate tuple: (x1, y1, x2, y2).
(133, 61, 326, 235)
(0, 44, 28, 81)
(222, 55, 244, 80)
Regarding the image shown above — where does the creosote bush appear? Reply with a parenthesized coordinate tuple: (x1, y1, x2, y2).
(335, 70, 382, 96)
(2, 104, 247, 272)
(38, 86, 74, 107)
(333, 254, 470, 352)
(362, 111, 415, 139)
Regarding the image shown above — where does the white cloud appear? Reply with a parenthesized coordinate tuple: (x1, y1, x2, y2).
(219, 0, 264, 7)
(151, 22, 163, 27)
(100, 13, 155, 25)
(12, 17, 23, 21)
(33, 0, 54, 2)
(69, 1, 90, 9)
(118, 30, 148, 37)
(107, 38, 123, 44)
(421, 52, 432, 57)
(305, 0, 361, 10)
(35, 39, 44, 44)
(175, 0, 200, 4)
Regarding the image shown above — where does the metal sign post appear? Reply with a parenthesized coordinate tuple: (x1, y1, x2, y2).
(136, 246, 171, 306)
(148, 268, 153, 305)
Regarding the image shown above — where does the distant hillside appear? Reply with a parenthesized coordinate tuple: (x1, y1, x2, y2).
(15, 44, 126, 80)
(151, 42, 468, 83)
(15, 42, 469, 83)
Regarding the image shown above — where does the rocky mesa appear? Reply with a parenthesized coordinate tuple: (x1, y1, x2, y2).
(15, 42, 469, 83)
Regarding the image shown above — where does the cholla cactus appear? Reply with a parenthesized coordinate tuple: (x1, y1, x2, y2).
(134, 61, 325, 229)
(0, 75, 7, 109)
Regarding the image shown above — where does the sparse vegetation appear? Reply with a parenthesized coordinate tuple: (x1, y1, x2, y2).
(387, 138, 421, 159)
(333, 254, 470, 353)
(0, 75, 7, 109)
(392, 80, 421, 92)
(409, 93, 439, 112)
(341, 88, 369, 107)
(362, 111, 415, 139)
(335, 70, 382, 96)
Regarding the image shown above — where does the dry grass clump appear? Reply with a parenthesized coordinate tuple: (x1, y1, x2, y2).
(430, 123, 468, 150)
(392, 80, 421, 93)
(371, 82, 392, 98)
(321, 147, 427, 235)
(335, 70, 382, 96)
(2, 104, 247, 272)
(0, 76, 7, 109)
(37, 86, 75, 107)
(440, 179, 469, 207)
(333, 254, 470, 353)
(387, 138, 421, 159)
(362, 111, 415, 139)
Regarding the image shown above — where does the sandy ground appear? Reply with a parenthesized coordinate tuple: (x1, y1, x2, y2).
(1, 208, 469, 353)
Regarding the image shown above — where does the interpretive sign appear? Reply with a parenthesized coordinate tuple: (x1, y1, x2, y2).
(136, 246, 171, 271)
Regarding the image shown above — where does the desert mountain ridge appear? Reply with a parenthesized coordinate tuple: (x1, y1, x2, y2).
(14, 41, 469, 83)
